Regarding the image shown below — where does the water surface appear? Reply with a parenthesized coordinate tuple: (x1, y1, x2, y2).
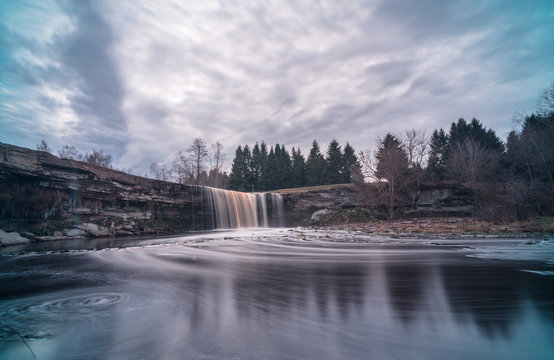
(1, 229, 553, 359)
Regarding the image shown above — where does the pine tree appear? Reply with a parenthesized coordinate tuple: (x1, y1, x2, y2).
(325, 139, 343, 184)
(427, 129, 449, 180)
(306, 140, 328, 186)
(291, 147, 306, 187)
(259, 141, 269, 190)
(342, 142, 361, 183)
(250, 143, 262, 191)
(228, 146, 249, 191)
(375, 133, 410, 219)
(265, 146, 278, 190)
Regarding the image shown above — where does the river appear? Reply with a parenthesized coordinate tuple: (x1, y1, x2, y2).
(1, 228, 553, 359)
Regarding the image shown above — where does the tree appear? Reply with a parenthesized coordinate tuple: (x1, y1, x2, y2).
(189, 138, 208, 185)
(401, 129, 428, 207)
(172, 150, 193, 184)
(57, 145, 81, 160)
(325, 139, 343, 184)
(275, 144, 292, 189)
(427, 129, 449, 180)
(250, 143, 263, 191)
(258, 141, 269, 190)
(305, 140, 327, 186)
(209, 141, 226, 188)
(228, 146, 250, 191)
(84, 149, 112, 167)
(447, 139, 493, 206)
(537, 79, 554, 116)
(36, 139, 51, 153)
(150, 162, 172, 182)
(374, 134, 410, 219)
(342, 142, 361, 183)
(291, 147, 306, 187)
(504, 112, 554, 215)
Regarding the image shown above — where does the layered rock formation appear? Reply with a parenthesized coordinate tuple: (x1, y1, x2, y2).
(0, 142, 210, 243)
(279, 182, 475, 226)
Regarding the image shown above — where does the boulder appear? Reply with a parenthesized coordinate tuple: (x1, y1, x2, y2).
(0, 229, 30, 245)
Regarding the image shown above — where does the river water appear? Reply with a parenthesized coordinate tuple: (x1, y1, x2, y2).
(1, 229, 553, 360)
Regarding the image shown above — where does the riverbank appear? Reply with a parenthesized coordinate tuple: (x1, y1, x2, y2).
(308, 216, 554, 238)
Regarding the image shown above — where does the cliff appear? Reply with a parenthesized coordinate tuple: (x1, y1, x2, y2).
(0, 142, 212, 243)
(278, 182, 475, 226)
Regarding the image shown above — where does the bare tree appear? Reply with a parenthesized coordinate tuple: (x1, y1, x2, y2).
(189, 138, 208, 185)
(357, 134, 410, 220)
(57, 145, 82, 160)
(172, 150, 193, 184)
(537, 79, 554, 115)
(401, 129, 429, 208)
(447, 138, 493, 206)
(209, 141, 226, 188)
(150, 162, 172, 182)
(36, 139, 51, 153)
(84, 149, 113, 168)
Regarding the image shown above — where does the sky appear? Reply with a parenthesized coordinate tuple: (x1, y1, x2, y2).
(1, 0, 553, 175)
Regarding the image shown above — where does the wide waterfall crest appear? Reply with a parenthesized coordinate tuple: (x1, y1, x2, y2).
(193, 186, 284, 229)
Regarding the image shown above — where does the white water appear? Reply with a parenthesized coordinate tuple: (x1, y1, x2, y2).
(201, 187, 285, 229)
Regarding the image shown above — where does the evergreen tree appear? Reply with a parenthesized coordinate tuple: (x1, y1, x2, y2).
(250, 143, 262, 191)
(242, 145, 253, 191)
(449, 118, 504, 152)
(259, 141, 269, 190)
(326, 139, 343, 184)
(291, 147, 306, 187)
(427, 128, 449, 180)
(342, 142, 361, 183)
(228, 146, 250, 191)
(375, 133, 410, 219)
(305, 140, 328, 186)
(265, 146, 278, 190)
(276, 144, 293, 189)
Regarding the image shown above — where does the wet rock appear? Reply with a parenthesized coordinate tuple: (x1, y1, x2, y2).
(0, 229, 30, 245)
(64, 228, 86, 237)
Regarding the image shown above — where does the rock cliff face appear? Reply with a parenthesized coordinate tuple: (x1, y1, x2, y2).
(0, 142, 211, 243)
(279, 182, 475, 226)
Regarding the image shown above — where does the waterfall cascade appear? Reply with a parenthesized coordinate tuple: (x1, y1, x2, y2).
(191, 186, 285, 229)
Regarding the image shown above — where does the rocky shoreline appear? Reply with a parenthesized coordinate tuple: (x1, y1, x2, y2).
(306, 217, 554, 238)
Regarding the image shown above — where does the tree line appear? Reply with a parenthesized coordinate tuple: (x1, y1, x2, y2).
(37, 140, 115, 169)
(358, 80, 554, 220)
(227, 139, 362, 191)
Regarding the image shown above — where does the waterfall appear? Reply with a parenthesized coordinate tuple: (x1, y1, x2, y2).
(193, 186, 285, 229)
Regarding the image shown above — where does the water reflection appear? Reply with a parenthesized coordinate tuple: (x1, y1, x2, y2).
(1, 238, 553, 360)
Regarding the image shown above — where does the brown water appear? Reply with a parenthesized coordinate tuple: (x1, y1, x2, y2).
(1, 229, 553, 359)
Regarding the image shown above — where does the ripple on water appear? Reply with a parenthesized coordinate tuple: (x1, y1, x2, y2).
(0, 290, 129, 342)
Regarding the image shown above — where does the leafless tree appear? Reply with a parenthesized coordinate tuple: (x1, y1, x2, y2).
(57, 145, 82, 160)
(357, 134, 410, 219)
(209, 141, 226, 188)
(150, 162, 172, 182)
(447, 138, 494, 206)
(36, 139, 51, 153)
(189, 138, 208, 185)
(401, 129, 429, 208)
(537, 79, 554, 115)
(84, 149, 113, 168)
(172, 150, 193, 184)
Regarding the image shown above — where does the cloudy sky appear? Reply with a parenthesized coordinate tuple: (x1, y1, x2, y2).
(1, 0, 553, 174)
